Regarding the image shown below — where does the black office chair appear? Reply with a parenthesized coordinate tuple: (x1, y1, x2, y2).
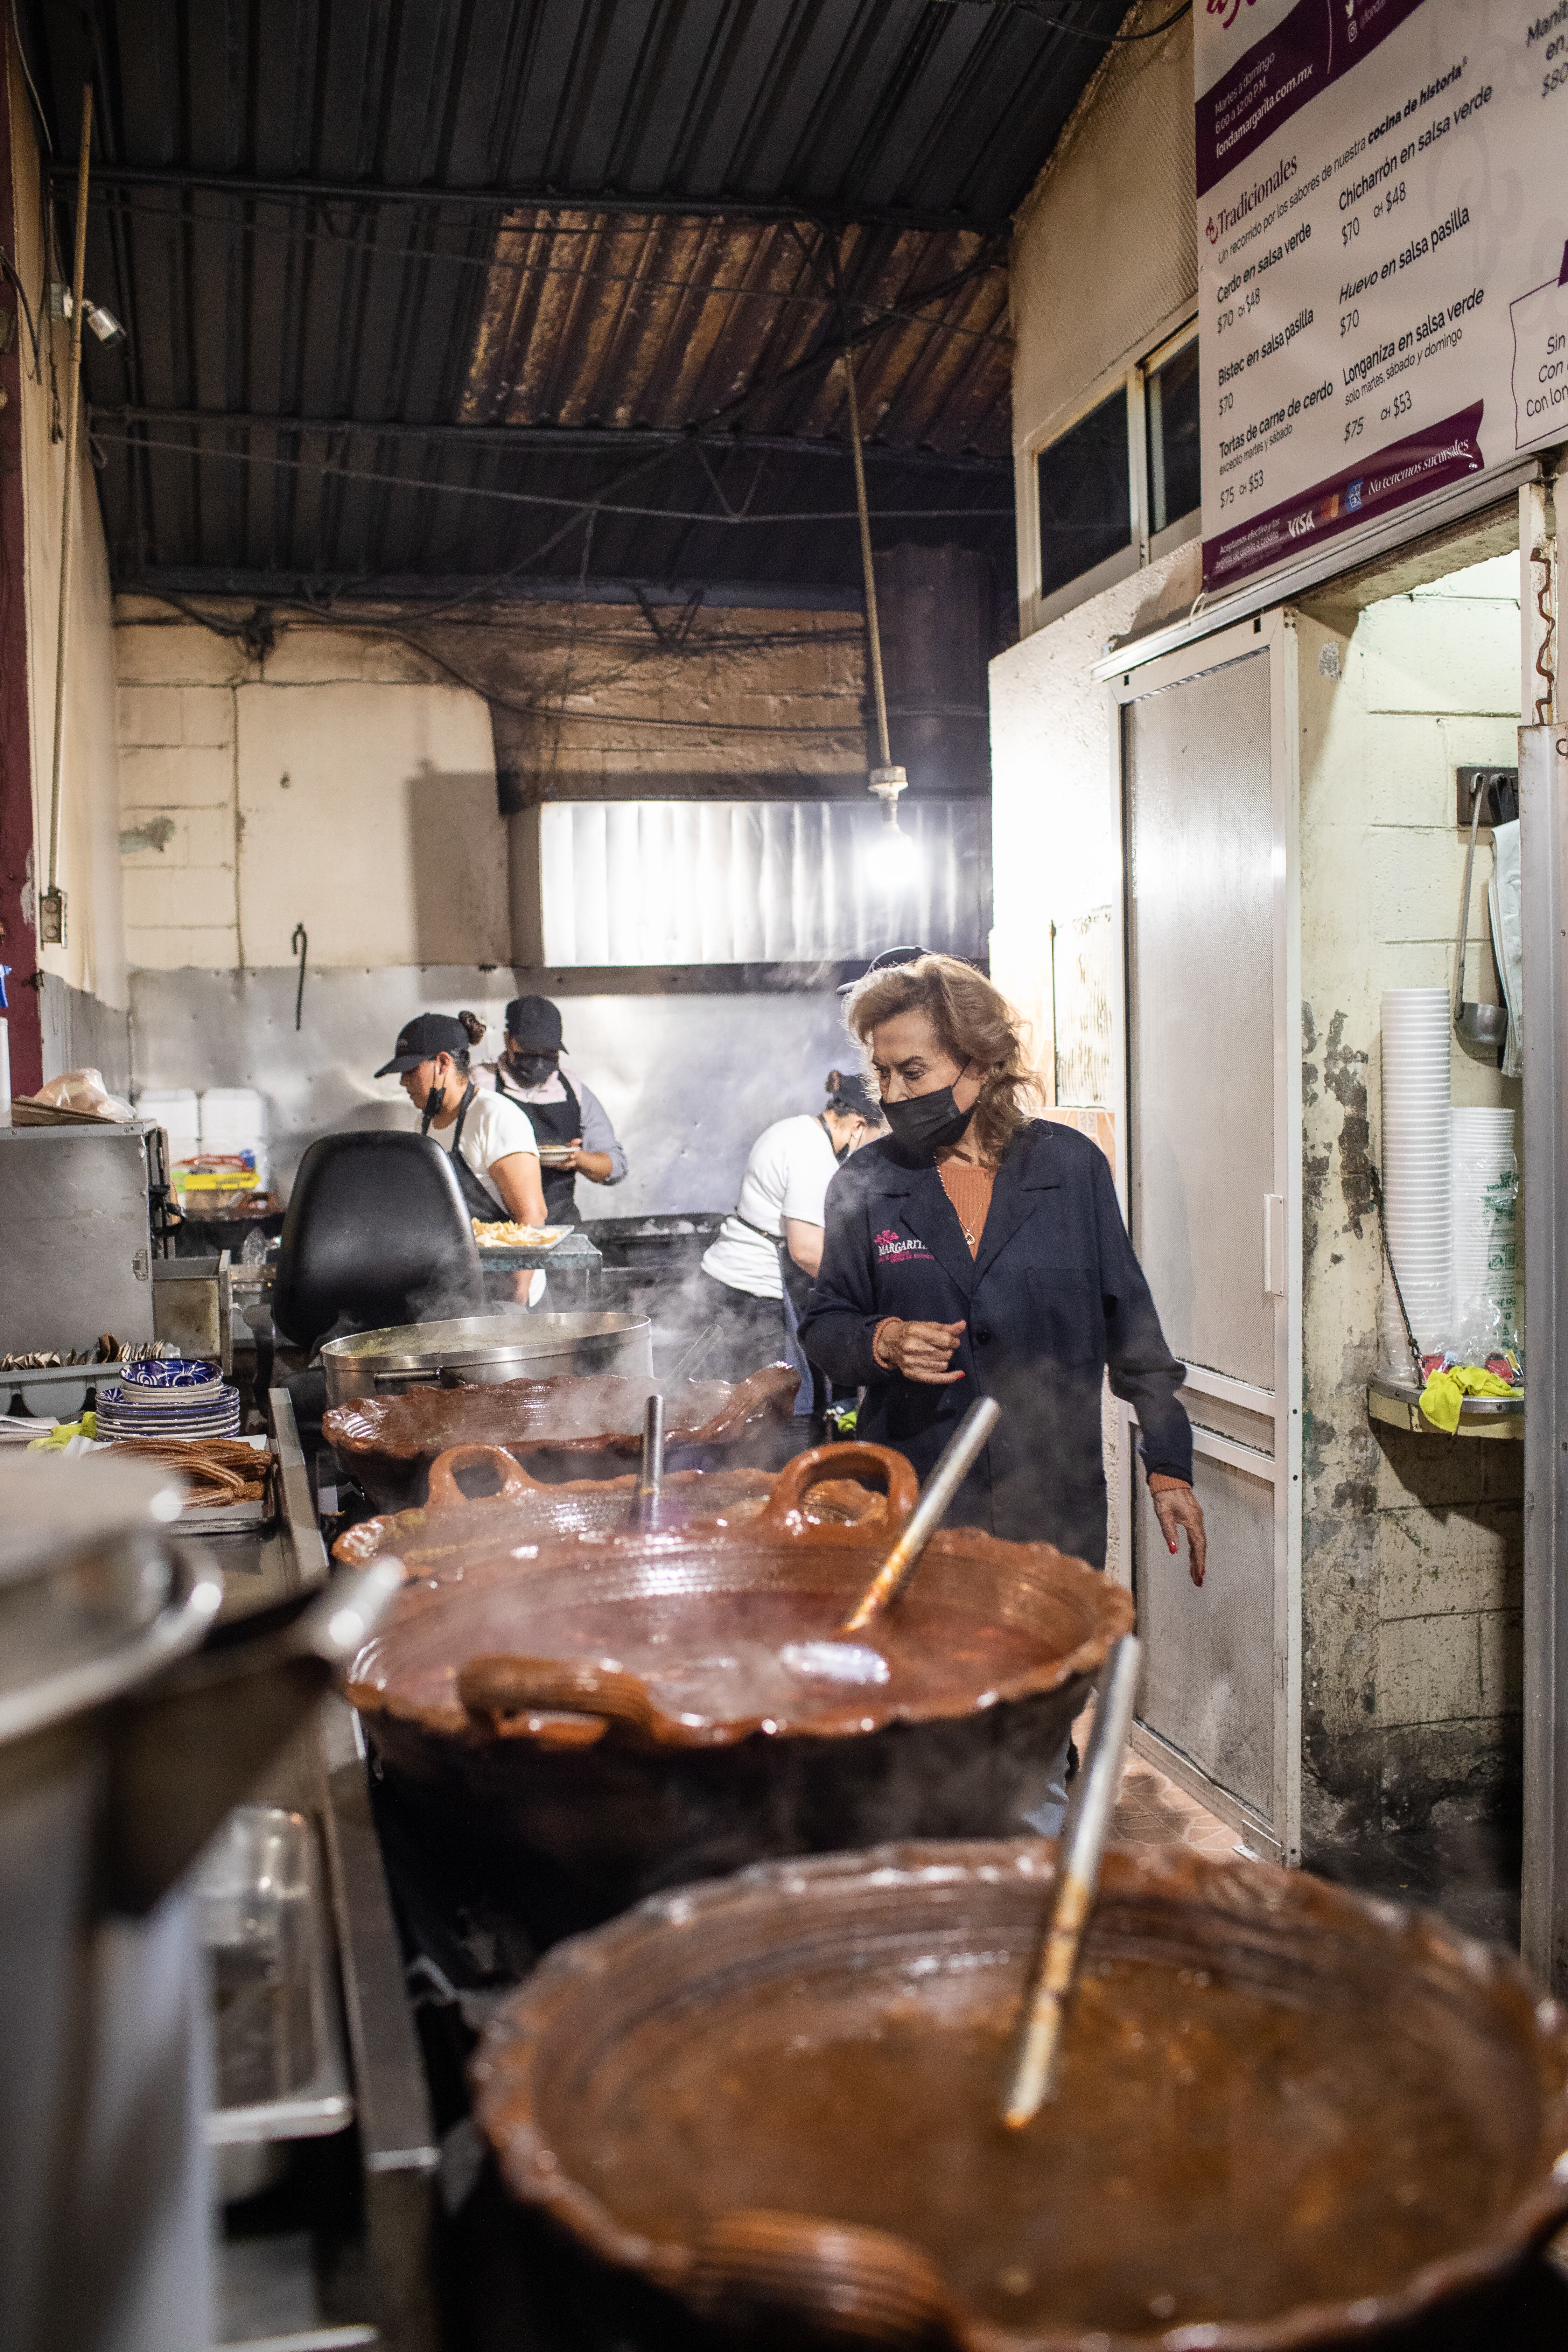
(272, 1131, 486, 1356)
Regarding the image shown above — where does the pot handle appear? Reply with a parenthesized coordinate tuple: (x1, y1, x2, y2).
(757, 1443, 919, 1533)
(427, 1443, 539, 1511)
(687, 2208, 954, 2348)
(458, 1653, 655, 1738)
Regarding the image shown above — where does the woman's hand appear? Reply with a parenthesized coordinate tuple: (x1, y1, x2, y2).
(1153, 1484, 1208, 1588)
(874, 1317, 967, 1384)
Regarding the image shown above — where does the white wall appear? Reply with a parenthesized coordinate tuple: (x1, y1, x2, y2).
(116, 610, 507, 969)
(989, 538, 1200, 1094)
(11, 44, 125, 1014)
(1010, 4, 1196, 635)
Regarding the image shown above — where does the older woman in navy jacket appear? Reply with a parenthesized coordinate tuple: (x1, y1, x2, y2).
(799, 954, 1205, 1585)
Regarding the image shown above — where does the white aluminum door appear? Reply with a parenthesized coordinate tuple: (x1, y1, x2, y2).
(1112, 611, 1301, 1863)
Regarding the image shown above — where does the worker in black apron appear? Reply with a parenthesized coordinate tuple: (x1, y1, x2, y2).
(376, 1012, 548, 1228)
(487, 995, 628, 1228)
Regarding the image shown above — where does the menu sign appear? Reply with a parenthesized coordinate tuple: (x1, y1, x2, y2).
(1197, 0, 1568, 595)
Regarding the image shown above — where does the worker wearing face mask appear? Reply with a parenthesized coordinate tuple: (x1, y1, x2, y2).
(476, 996, 627, 1228)
(375, 1012, 547, 1227)
(695, 1071, 884, 1385)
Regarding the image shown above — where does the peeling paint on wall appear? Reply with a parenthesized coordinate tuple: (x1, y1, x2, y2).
(1296, 572, 1523, 1857)
(120, 816, 176, 855)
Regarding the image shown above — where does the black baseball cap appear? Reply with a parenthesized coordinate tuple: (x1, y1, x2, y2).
(505, 995, 564, 1051)
(825, 1069, 883, 1122)
(374, 1012, 470, 1077)
(835, 945, 931, 997)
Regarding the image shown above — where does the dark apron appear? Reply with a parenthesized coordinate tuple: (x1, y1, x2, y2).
(442, 1084, 510, 1221)
(498, 1067, 581, 1226)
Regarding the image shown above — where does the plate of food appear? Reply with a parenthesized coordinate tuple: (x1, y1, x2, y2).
(471, 1221, 572, 1250)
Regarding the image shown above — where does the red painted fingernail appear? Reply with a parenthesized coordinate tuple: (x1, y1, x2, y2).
(1168, 1540, 1177, 1553)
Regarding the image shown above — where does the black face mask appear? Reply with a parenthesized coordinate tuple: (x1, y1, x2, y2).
(881, 1086, 972, 1160)
(508, 1050, 557, 1087)
(419, 1079, 447, 1134)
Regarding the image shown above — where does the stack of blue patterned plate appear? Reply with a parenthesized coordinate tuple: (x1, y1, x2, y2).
(95, 1358, 241, 1441)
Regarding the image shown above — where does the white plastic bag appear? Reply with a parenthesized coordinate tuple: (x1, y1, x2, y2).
(32, 1068, 136, 1120)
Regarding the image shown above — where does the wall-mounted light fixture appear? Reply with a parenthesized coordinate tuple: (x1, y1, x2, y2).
(83, 302, 126, 346)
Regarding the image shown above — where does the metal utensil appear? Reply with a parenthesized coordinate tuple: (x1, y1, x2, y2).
(628, 1392, 665, 1530)
(1454, 776, 1509, 1060)
(1003, 1632, 1142, 2127)
(840, 1394, 1002, 1634)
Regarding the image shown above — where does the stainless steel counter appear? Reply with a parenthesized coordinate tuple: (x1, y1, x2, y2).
(208, 1396, 440, 2352)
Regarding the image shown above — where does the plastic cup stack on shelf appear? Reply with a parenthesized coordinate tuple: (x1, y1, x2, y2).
(1378, 988, 1452, 1375)
(1451, 1106, 1518, 1365)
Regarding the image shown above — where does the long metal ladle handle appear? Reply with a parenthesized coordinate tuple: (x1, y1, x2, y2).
(1003, 1633, 1142, 2128)
(840, 1394, 1001, 1633)
(629, 1392, 665, 1528)
(1453, 774, 1485, 1022)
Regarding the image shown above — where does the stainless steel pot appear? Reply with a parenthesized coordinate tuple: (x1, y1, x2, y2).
(0, 1452, 399, 2352)
(320, 1308, 653, 1407)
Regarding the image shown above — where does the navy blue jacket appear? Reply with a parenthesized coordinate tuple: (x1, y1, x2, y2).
(798, 1119, 1191, 1565)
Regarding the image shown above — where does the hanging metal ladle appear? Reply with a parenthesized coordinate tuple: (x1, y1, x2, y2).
(1453, 776, 1508, 1061)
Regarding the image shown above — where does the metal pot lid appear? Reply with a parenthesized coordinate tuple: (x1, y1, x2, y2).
(0, 1451, 185, 1591)
(320, 1310, 652, 1375)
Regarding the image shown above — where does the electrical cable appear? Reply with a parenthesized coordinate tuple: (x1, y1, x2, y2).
(82, 192, 1011, 348)
(133, 589, 871, 739)
(88, 427, 1012, 526)
(0, 252, 42, 379)
(9, 0, 51, 152)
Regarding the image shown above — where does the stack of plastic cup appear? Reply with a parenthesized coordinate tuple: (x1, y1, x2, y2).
(1451, 1107, 1518, 1364)
(1379, 988, 1452, 1372)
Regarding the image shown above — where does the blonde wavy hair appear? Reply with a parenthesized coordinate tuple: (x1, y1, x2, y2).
(846, 955, 1043, 1164)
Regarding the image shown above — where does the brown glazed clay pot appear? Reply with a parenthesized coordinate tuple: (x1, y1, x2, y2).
(344, 1445, 1129, 1943)
(471, 1840, 1568, 2352)
(324, 1363, 800, 1509)
(332, 1442, 892, 1572)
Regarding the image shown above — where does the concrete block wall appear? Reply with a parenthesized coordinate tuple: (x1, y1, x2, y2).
(115, 597, 872, 976)
(114, 595, 873, 1206)
(1295, 552, 1522, 1847)
(115, 608, 510, 970)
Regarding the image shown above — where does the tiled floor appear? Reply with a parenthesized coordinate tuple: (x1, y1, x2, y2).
(1076, 1701, 1249, 1867)
(1109, 1744, 1246, 1865)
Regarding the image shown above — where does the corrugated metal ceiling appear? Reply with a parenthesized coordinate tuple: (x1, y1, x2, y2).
(18, 0, 1133, 603)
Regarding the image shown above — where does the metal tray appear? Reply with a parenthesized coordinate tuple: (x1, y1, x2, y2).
(198, 1804, 353, 2145)
(1368, 1376, 1524, 1440)
(321, 1309, 651, 1404)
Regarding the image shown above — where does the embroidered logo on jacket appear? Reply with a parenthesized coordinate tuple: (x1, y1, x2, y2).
(874, 1227, 934, 1263)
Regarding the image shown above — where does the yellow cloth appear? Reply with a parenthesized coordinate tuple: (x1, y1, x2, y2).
(1417, 1366, 1517, 1435)
(28, 1411, 97, 1450)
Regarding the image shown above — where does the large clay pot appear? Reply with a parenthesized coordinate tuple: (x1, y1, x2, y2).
(332, 1442, 891, 1570)
(325, 1363, 800, 1509)
(345, 1444, 1128, 1944)
(471, 1839, 1568, 2352)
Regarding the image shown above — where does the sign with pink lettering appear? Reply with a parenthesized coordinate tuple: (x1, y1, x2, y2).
(1197, 0, 1568, 594)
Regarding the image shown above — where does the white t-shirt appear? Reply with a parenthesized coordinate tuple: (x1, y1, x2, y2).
(434, 1088, 539, 1210)
(701, 1115, 839, 1301)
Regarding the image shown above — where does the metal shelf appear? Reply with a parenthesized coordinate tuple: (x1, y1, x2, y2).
(1368, 1377, 1523, 1440)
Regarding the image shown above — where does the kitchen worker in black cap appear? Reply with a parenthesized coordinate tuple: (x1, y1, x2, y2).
(479, 994, 627, 1227)
(376, 1011, 547, 1228)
